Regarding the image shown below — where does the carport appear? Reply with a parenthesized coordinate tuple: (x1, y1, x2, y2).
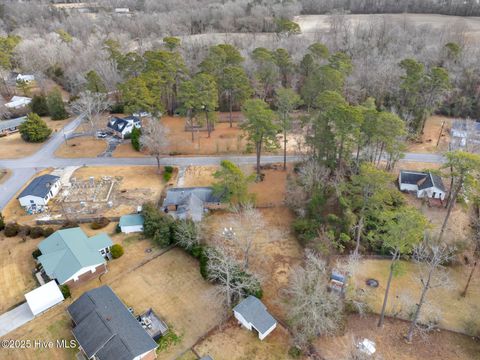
(25, 280, 64, 316)
(0, 303, 34, 337)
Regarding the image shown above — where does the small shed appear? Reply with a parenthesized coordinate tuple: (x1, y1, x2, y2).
(233, 296, 277, 340)
(24, 281, 64, 316)
(119, 214, 144, 233)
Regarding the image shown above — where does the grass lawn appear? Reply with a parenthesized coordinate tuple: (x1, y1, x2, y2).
(193, 319, 294, 360)
(54, 137, 107, 158)
(352, 259, 480, 334)
(0, 117, 72, 159)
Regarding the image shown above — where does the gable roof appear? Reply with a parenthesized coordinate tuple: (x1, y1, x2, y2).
(107, 116, 140, 134)
(18, 174, 60, 199)
(119, 214, 144, 227)
(0, 116, 26, 132)
(233, 296, 276, 334)
(67, 286, 158, 360)
(399, 170, 445, 192)
(163, 187, 221, 207)
(37, 228, 113, 284)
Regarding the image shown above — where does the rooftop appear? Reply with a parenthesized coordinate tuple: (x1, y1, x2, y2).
(233, 296, 276, 334)
(399, 170, 445, 192)
(67, 286, 158, 360)
(119, 214, 144, 227)
(37, 228, 113, 284)
(0, 116, 27, 132)
(18, 174, 60, 199)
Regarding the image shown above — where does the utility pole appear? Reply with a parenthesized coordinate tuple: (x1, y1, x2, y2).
(436, 121, 445, 148)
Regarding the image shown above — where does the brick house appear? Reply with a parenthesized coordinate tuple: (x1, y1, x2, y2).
(36, 228, 113, 288)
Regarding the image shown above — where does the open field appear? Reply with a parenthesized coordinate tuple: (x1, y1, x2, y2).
(407, 116, 452, 154)
(352, 259, 480, 334)
(194, 319, 294, 360)
(112, 142, 146, 157)
(54, 137, 107, 158)
(0, 117, 72, 159)
(315, 313, 480, 360)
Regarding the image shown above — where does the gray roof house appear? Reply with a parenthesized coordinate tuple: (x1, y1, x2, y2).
(162, 187, 223, 222)
(67, 286, 158, 360)
(0, 116, 26, 135)
(106, 115, 140, 139)
(233, 296, 277, 340)
(17, 174, 61, 210)
(398, 170, 446, 201)
(37, 228, 113, 285)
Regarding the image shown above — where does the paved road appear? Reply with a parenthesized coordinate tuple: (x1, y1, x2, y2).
(0, 114, 445, 210)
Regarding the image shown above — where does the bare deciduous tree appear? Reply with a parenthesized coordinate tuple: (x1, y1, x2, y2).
(71, 91, 111, 137)
(140, 117, 169, 171)
(284, 250, 344, 348)
(405, 235, 455, 342)
(174, 219, 201, 251)
(205, 245, 260, 310)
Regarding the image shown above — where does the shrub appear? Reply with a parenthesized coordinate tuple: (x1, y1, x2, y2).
(4, 222, 19, 237)
(29, 226, 45, 239)
(30, 94, 49, 116)
(32, 249, 42, 259)
(42, 227, 55, 237)
(163, 172, 173, 182)
(19, 112, 52, 143)
(156, 328, 182, 352)
(47, 89, 68, 120)
(110, 103, 124, 113)
(288, 346, 302, 359)
(131, 127, 141, 151)
(0, 212, 5, 231)
(90, 217, 110, 230)
(115, 224, 121, 233)
(61, 220, 79, 229)
(164, 166, 174, 173)
(18, 225, 31, 238)
(60, 284, 71, 299)
(110, 244, 124, 259)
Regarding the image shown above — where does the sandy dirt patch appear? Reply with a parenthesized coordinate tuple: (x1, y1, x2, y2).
(54, 137, 107, 158)
(407, 116, 452, 153)
(194, 319, 294, 360)
(315, 313, 480, 360)
(352, 259, 480, 334)
(0, 117, 72, 159)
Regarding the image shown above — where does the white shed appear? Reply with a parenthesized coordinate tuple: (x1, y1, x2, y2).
(233, 296, 277, 340)
(25, 281, 64, 316)
(119, 214, 144, 233)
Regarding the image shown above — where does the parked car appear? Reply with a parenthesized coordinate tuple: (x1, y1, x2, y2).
(96, 131, 108, 138)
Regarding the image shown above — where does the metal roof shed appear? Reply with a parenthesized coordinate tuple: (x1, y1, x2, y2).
(25, 281, 64, 316)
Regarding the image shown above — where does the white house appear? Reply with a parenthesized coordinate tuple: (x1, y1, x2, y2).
(398, 170, 446, 201)
(16, 74, 35, 83)
(24, 281, 64, 316)
(5, 96, 31, 109)
(0, 116, 27, 135)
(233, 296, 277, 340)
(119, 214, 144, 233)
(106, 115, 141, 139)
(17, 174, 61, 211)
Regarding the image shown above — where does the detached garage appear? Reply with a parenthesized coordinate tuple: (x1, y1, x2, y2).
(119, 214, 144, 233)
(25, 281, 64, 316)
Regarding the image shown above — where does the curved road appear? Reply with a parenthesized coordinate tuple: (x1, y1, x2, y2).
(0, 115, 445, 210)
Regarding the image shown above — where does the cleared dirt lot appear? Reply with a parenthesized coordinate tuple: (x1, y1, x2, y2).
(0, 117, 72, 159)
(315, 313, 480, 360)
(352, 259, 480, 334)
(407, 115, 452, 154)
(54, 137, 107, 158)
(194, 319, 294, 360)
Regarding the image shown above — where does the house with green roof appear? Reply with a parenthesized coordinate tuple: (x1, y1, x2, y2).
(36, 228, 113, 287)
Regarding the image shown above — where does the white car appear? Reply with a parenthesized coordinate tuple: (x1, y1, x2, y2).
(96, 131, 108, 138)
